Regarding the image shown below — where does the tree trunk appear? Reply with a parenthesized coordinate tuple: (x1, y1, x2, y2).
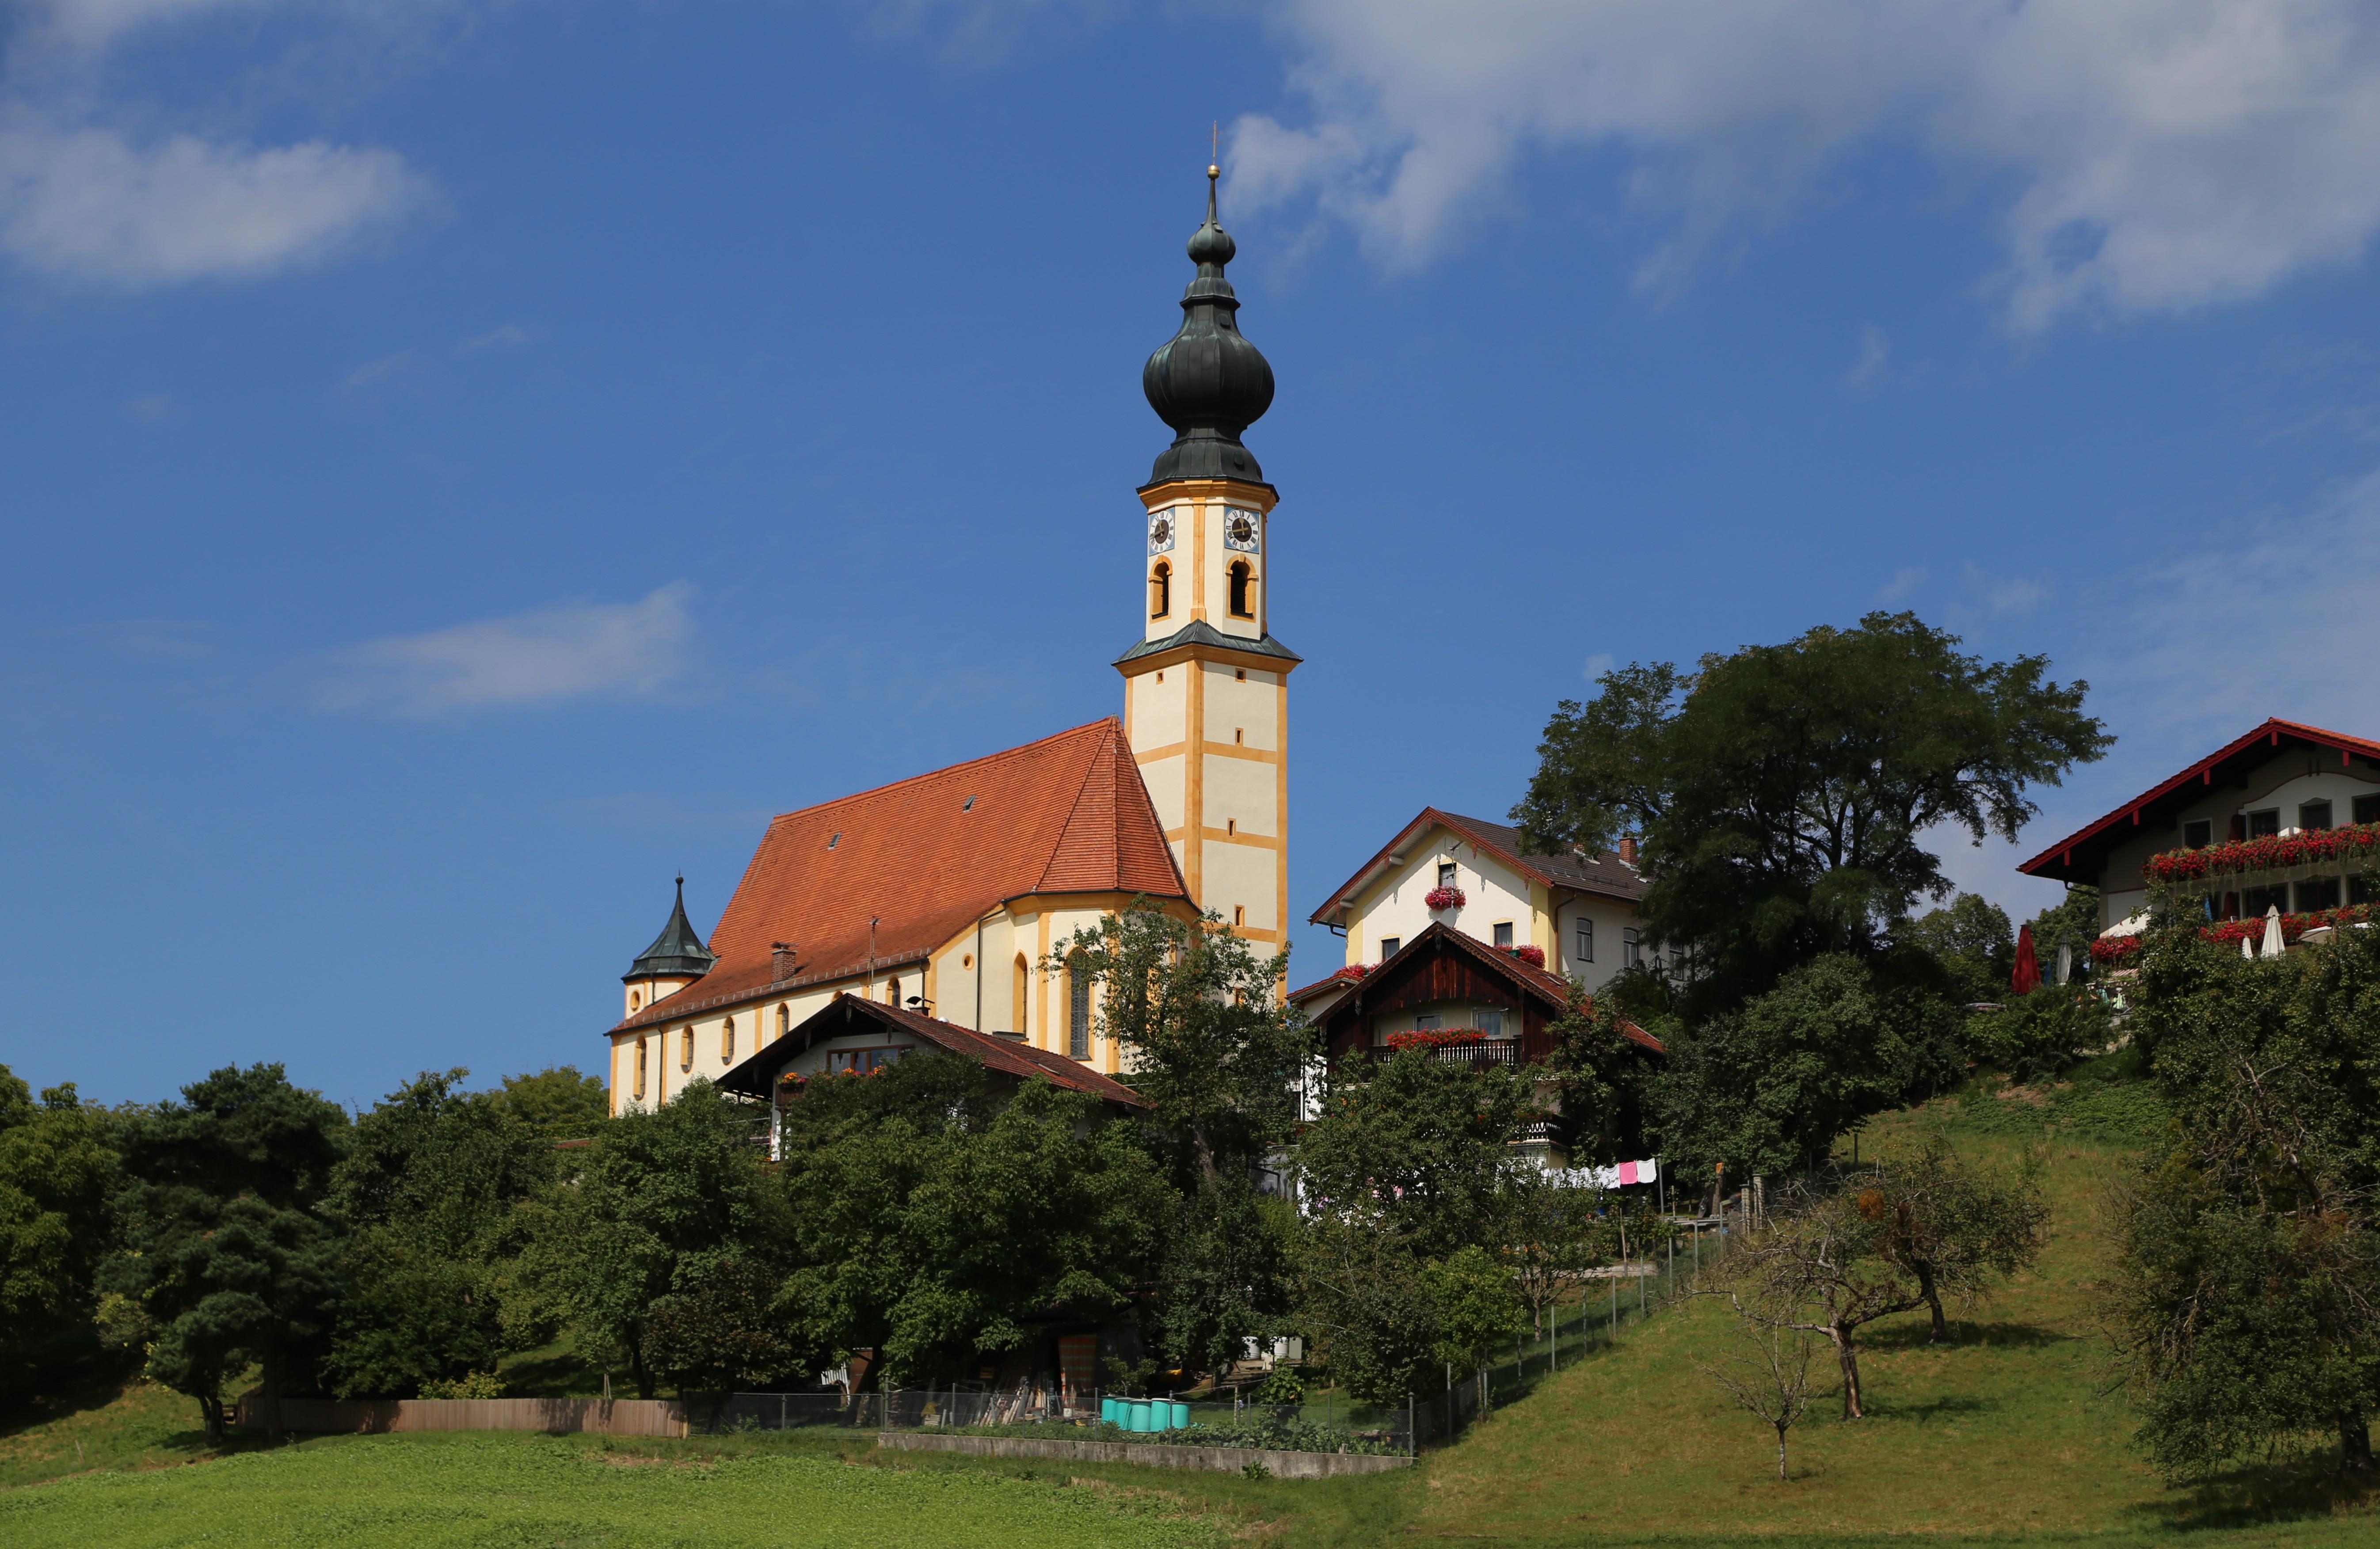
(199, 1393, 226, 1447)
(630, 1333, 656, 1400)
(1831, 1324, 1865, 1419)
(1914, 1262, 1948, 1343)
(1774, 1420, 1789, 1479)
(2342, 1410, 2372, 1472)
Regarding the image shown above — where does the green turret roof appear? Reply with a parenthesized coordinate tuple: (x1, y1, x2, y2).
(625, 876, 716, 982)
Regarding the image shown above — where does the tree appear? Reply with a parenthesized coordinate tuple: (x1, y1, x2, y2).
(1904, 893, 2014, 1005)
(1651, 954, 1964, 1186)
(1295, 1215, 1439, 1405)
(1491, 1172, 1614, 1351)
(644, 1258, 797, 1402)
(1054, 900, 1312, 1187)
(1295, 1047, 1528, 1260)
(515, 1079, 788, 1399)
(1723, 1185, 1923, 1420)
(1512, 614, 2109, 1013)
(323, 1069, 560, 1398)
(1540, 982, 1663, 1168)
(777, 1071, 1168, 1385)
(0, 1072, 118, 1389)
(1700, 1316, 1816, 1480)
(2104, 920, 2380, 1475)
(102, 1064, 350, 1442)
(1153, 1180, 1298, 1381)
(1966, 985, 2113, 1086)
(1427, 1245, 1526, 1380)
(1863, 1132, 2047, 1343)
(495, 1066, 610, 1135)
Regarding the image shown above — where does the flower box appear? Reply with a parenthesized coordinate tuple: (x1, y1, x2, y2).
(1329, 964, 1374, 983)
(1424, 886, 1466, 911)
(2089, 904, 2373, 962)
(1385, 1029, 1486, 1050)
(2143, 821, 2380, 883)
(1497, 944, 1546, 968)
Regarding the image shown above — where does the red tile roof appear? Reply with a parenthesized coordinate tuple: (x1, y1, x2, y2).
(1309, 807, 1644, 928)
(2018, 718, 2380, 883)
(614, 719, 1185, 1032)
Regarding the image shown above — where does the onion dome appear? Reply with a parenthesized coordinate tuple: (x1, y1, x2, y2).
(624, 876, 716, 982)
(1142, 166, 1275, 486)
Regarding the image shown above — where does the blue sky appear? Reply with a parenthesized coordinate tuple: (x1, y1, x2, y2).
(6, 0, 2379, 1108)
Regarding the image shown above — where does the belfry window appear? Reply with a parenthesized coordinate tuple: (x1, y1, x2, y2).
(1150, 562, 1171, 618)
(1227, 561, 1254, 618)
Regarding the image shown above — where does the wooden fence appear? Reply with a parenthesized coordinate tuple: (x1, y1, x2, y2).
(233, 1394, 686, 1437)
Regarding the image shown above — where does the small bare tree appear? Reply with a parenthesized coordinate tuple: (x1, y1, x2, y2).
(1722, 1184, 1925, 1419)
(1700, 1312, 1816, 1479)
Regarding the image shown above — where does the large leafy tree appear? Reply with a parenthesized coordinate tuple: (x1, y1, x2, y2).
(1650, 953, 1964, 1186)
(322, 1069, 560, 1397)
(1512, 613, 2109, 1012)
(778, 1065, 1167, 1385)
(494, 1066, 610, 1136)
(514, 1079, 788, 1399)
(0, 1071, 118, 1389)
(102, 1064, 349, 1442)
(2107, 921, 2380, 1475)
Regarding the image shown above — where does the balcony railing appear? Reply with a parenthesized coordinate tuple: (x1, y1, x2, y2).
(1433, 1041, 1516, 1066)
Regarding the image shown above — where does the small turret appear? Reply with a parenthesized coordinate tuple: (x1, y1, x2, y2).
(622, 876, 715, 1018)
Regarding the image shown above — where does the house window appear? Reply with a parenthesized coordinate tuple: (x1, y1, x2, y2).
(827, 1047, 906, 1076)
(1478, 1010, 1506, 1040)
(1574, 917, 1593, 963)
(2298, 877, 2341, 912)
(2247, 808, 2281, 839)
(634, 1038, 648, 1100)
(721, 1017, 735, 1065)
(1150, 561, 1171, 618)
(2244, 884, 2289, 918)
(2356, 793, 2380, 826)
(1068, 956, 1092, 1060)
(2182, 819, 2212, 850)
(1623, 928, 1641, 969)
(2300, 799, 2334, 831)
(1377, 936, 1400, 959)
(1437, 862, 1457, 889)
(1493, 922, 1514, 948)
(1413, 1014, 1442, 1031)
(1227, 561, 1254, 618)
(679, 1028, 693, 1071)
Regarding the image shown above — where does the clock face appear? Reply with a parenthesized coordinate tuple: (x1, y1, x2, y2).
(1147, 509, 1177, 555)
(1223, 509, 1260, 552)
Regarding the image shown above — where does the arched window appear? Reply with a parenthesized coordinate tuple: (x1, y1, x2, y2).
(1227, 560, 1253, 618)
(1012, 953, 1029, 1038)
(1067, 952, 1092, 1060)
(776, 1003, 790, 1040)
(1150, 561, 1171, 618)
(721, 1016, 735, 1065)
(634, 1037, 648, 1100)
(679, 1027, 693, 1072)
(886, 976, 900, 1007)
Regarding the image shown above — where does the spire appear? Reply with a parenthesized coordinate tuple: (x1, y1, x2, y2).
(624, 875, 716, 982)
(1142, 163, 1275, 487)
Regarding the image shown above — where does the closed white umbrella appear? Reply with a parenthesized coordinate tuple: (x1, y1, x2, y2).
(2261, 905, 2286, 959)
(2242, 932, 2256, 959)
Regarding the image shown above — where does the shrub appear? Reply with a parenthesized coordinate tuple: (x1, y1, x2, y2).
(1966, 987, 2113, 1085)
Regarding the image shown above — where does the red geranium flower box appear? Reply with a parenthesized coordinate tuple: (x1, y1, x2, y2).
(1425, 886, 1466, 910)
(1386, 1028, 1486, 1050)
(1498, 944, 1546, 968)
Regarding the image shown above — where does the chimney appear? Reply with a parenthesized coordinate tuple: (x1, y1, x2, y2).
(1618, 837, 1638, 866)
(772, 942, 799, 982)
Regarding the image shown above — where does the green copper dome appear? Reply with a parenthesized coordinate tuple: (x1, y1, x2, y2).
(1142, 168, 1275, 487)
(625, 876, 715, 982)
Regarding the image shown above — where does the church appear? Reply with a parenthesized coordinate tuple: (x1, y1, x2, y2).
(604, 168, 1297, 1113)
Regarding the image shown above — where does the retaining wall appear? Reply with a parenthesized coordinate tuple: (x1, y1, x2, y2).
(876, 1430, 1413, 1478)
(234, 1396, 686, 1438)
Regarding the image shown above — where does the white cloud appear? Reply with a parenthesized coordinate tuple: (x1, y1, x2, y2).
(1233, 0, 2380, 327)
(0, 122, 435, 286)
(1876, 566, 1927, 603)
(1961, 560, 2046, 614)
(1581, 651, 1615, 680)
(321, 584, 697, 718)
(454, 322, 530, 355)
(340, 347, 416, 390)
(1845, 324, 1891, 388)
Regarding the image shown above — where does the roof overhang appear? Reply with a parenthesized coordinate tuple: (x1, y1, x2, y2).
(2018, 719, 2380, 885)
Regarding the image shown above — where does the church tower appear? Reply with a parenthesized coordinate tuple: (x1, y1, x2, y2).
(1118, 165, 1298, 948)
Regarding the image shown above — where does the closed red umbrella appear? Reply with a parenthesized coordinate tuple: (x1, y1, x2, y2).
(2011, 924, 2041, 995)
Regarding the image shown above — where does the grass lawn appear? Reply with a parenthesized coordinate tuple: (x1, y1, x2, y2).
(0, 1429, 1223, 1549)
